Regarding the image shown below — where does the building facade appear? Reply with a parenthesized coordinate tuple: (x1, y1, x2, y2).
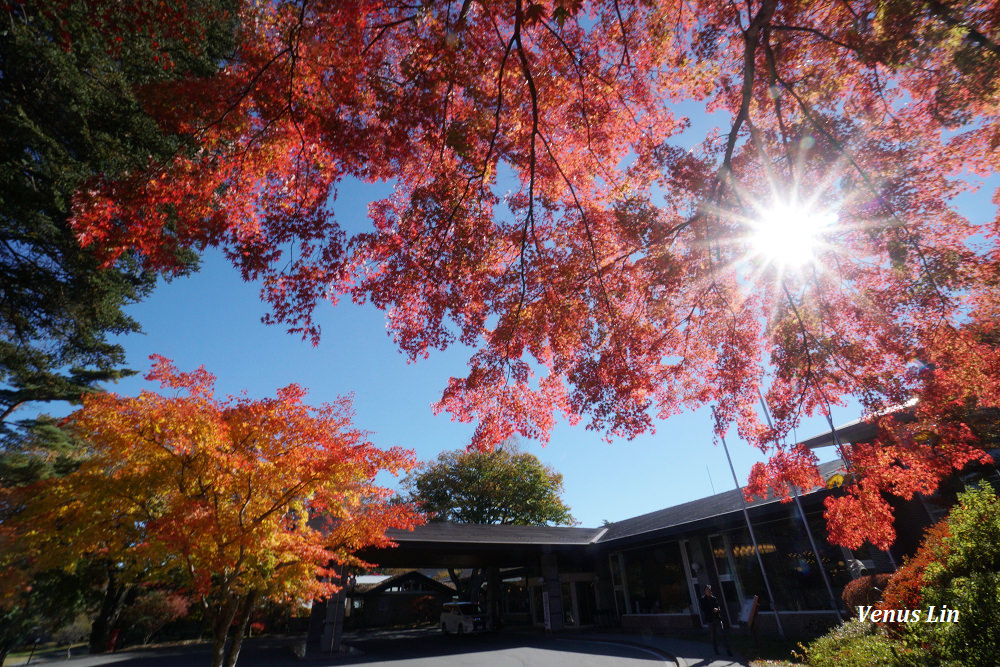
(355, 459, 896, 635)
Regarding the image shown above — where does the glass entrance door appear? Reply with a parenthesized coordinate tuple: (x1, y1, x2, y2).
(709, 534, 744, 625)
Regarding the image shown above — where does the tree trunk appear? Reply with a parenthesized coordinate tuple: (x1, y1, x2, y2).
(467, 568, 485, 603)
(88, 565, 134, 653)
(210, 594, 241, 667)
(221, 591, 257, 667)
(447, 568, 466, 599)
(331, 572, 347, 654)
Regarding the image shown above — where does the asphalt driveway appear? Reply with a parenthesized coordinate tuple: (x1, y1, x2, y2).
(8, 628, 674, 667)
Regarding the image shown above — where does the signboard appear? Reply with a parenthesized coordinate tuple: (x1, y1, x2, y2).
(542, 591, 552, 631)
(737, 595, 759, 629)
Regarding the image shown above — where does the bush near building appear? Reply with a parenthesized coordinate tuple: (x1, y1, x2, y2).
(760, 484, 1000, 667)
(841, 574, 891, 616)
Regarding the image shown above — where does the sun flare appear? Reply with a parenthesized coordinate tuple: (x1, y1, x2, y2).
(748, 202, 837, 269)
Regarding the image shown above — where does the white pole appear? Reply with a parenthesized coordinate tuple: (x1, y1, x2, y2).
(757, 395, 843, 621)
(716, 415, 785, 638)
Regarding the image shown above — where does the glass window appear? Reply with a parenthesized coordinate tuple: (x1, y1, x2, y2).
(561, 582, 575, 626)
(503, 581, 529, 614)
(722, 509, 848, 612)
(710, 533, 746, 622)
(531, 586, 545, 625)
(620, 542, 691, 613)
(575, 581, 596, 625)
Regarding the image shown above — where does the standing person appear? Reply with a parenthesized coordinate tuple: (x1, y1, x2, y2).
(699, 585, 733, 656)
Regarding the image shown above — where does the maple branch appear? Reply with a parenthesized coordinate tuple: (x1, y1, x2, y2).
(870, 66, 904, 131)
(477, 33, 516, 183)
(238, 475, 252, 529)
(541, 21, 594, 150)
(650, 287, 713, 350)
(513, 0, 540, 239)
(439, 81, 455, 161)
(769, 24, 858, 53)
(612, 0, 633, 73)
(285, 0, 310, 175)
(536, 19, 630, 192)
(923, 0, 1000, 58)
(536, 132, 618, 330)
(362, 14, 418, 55)
(804, 269, 883, 398)
(744, 116, 779, 188)
(780, 280, 819, 418)
(553, 21, 645, 133)
(505, 0, 543, 366)
(722, 0, 777, 174)
(763, 29, 794, 173)
(225, 3, 312, 193)
(236, 477, 318, 539)
(196, 38, 295, 143)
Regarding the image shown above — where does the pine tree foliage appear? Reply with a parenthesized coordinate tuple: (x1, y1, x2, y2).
(0, 0, 236, 431)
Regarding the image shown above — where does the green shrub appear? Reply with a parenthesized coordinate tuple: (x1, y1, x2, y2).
(897, 484, 1000, 667)
(795, 620, 898, 667)
(800, 484, 1000, 667)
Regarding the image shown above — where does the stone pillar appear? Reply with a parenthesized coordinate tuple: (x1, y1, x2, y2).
(320, 570, 348, 653)
(540, 553, 564, 631)
(307, 598, 326, 648)
(486, 566, 501, 629)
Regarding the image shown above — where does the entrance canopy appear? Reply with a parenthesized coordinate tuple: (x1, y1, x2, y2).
(360, 523, 608, 568)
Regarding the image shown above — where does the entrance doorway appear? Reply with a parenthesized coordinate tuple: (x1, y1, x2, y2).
(527, 574, 598, 628)
(709, 533, 745, 625)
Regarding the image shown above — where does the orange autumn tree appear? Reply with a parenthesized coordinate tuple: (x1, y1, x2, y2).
(69, 0, 1000, 550)
(5, 356, 420, 667)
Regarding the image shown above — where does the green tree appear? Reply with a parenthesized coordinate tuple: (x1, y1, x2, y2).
(2, 6, 235, 647)
(404, 444, 574, 603)
(405, 445, 575, 527)
(0, 0, 235, 435)
(0, 563, 101, 666)
(0, 416, 84, 487)
(893, 484, 1000, 667)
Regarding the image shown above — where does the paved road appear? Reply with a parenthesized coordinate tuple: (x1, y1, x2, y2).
(341, 627, 671, 665)
(9, 628, 673, 667)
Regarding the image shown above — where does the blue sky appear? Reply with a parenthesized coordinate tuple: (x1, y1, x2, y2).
(74, 100, 862, 528)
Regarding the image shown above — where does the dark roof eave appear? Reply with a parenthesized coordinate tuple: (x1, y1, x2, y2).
(797, 418, 878, 450)
(598, 486, 837, 549)
(383, 524, 606, 547)
(797, 402, 918, 450)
